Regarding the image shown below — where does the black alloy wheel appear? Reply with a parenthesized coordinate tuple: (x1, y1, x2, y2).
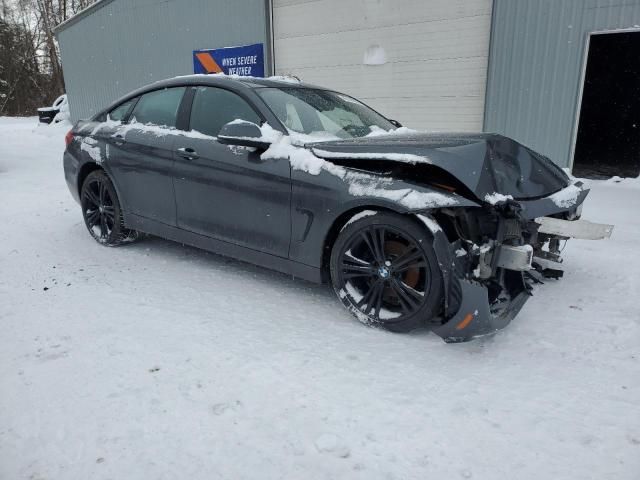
(80, 169, 138, 246)
(330, 212, 443, 333)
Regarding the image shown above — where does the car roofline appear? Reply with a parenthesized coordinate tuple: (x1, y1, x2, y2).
(91, 74, 324, 120)
(141, 74, 320, 90)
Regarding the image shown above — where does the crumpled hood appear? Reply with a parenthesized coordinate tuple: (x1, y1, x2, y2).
(308, 132, 570, 201)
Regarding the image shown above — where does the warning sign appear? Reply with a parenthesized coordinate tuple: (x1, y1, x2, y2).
(193, 43, 264, 77)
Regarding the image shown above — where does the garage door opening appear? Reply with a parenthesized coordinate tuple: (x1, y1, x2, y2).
(572, 31, 640, 178)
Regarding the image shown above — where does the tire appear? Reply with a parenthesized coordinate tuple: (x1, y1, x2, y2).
(329, 212, 443, 333)
(80, 169, 139, 246)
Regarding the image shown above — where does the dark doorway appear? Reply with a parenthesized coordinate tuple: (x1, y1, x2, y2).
(573, 31, 640, 178)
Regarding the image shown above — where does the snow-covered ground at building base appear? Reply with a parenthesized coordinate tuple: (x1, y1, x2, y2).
(0, 116, 638, 480)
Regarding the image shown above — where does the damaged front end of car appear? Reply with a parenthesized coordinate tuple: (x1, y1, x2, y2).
(311, 133, 614, 341)
(424, 181, 613, 342)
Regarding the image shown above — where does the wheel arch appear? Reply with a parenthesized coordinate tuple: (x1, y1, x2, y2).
(77, 163, 128, 215)
(76, 162, 104, 198)
(319, 204, 434, 282)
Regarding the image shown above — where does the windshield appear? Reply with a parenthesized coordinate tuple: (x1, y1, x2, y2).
(256, 87, 396, 139)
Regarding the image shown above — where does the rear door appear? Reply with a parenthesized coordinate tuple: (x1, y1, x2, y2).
(108, 87, 187, 226)
(172, 86, 292, 257)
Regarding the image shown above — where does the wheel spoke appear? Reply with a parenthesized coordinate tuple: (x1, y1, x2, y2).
(390, 278, 423, 313)
(374, 227, 386, 264)
(395, 261, 429, 273)
(343, 250, 369, 265)
(84, 188, 100, 207)
(86, 209, 100, 227)
(371, 281, 385, 318)
(342, 269, 374, 280)
(102, 206, 116, 223)
(390, 282, 414, 313)
(356, 278, 382, 309)
(391, 246, 424, 272)
(104, 213, 115, 229)
(359, 227, 386, 264)
(100, 214, 108, 238)
(341, 258, 376, 279)
(98, 181, 106, 205)
(358, 230, 377, 262)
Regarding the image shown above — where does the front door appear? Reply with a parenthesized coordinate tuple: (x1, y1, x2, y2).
(173, 86, 291, 257)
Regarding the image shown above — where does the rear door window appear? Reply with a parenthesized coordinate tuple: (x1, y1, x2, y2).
(189, 87, 261, 137)
(130, 87, 186, 128)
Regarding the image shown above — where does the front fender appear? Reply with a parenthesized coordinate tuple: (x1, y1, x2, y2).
(341, 173, 480, 212)
(289, 166, 479, 270)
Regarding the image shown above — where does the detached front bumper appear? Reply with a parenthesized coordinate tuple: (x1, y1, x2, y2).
(431, 278, 530, 343)
(427, 222, 535, 343)
(425, 188, 613, 343)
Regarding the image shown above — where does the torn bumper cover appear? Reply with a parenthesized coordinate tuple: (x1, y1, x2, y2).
(432, 279, 531, 343)
(431, 240, 534, 343)
(426, 182, 613, 343)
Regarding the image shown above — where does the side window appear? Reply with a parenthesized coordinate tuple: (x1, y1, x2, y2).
(130, 87, 186, 128)
(108, 98, 136, 122)
(190, 87, 261, 137)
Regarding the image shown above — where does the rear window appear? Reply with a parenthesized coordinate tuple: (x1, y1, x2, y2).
(130, 87, 186, 128)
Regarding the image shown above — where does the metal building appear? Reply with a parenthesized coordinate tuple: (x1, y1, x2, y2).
(55, 0, 272, 122)
(56, 0, 640, 175)
(485, 0, 640, 173)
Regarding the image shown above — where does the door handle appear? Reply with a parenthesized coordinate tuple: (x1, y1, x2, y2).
(176, 147, 199, 160)
(111, 134, 126, 145)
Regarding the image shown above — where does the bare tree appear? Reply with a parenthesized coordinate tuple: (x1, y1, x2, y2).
(0, 0, 96, 115)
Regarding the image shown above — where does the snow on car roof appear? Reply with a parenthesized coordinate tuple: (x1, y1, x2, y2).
(153, 73, 318, 90)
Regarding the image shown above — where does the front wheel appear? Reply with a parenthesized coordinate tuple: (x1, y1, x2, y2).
(80, 169, 138, 246)
(329, 212, 443, 333)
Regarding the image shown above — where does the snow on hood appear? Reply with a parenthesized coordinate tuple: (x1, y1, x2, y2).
(260, 126, 345, 176)
(311, 148, 430, 165)
(366, 125, 421, 137)
(484, 193, 514, 205)
(548, 182, 583, 208)
(257, 123, 460, 209)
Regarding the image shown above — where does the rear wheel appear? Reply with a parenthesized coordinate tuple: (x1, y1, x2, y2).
(330, 212, 443, 332)
(80, 170, 138, 246)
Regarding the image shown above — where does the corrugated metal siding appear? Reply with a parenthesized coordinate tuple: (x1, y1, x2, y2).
(57, 0, 269, 122)
(273, 0, 493, 131)
(484, 0, 640, 168)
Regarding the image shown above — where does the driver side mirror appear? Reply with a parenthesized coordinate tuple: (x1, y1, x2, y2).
(218, 120, 271, 150)
(388, 119, 402, 128)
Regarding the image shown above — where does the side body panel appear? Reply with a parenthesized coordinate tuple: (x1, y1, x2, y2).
(287, 168, 478, 269)
(111, 127, 178, 226)
(126, 213, 322, 283)
(172, 138, 292, 257)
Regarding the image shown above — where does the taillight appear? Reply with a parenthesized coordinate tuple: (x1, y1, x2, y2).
(65, 130, 74, 147)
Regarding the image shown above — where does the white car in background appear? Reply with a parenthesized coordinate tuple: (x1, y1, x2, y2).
(37, 94, 69, 124)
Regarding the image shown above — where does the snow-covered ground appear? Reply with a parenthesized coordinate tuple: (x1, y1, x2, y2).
(0, 116, 639, 480)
